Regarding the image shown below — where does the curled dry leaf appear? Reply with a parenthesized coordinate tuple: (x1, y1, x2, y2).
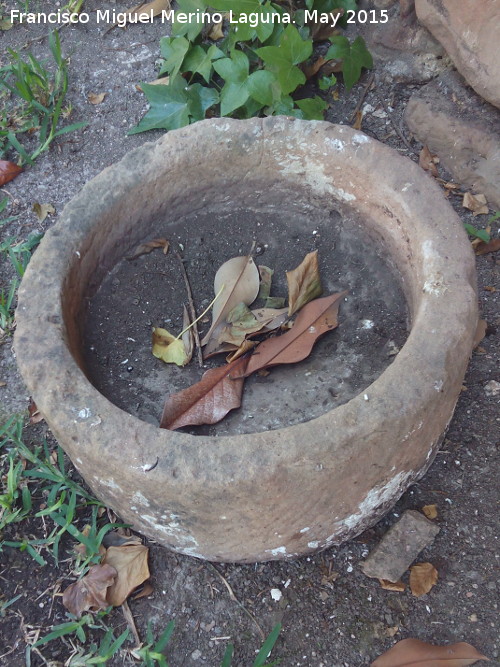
(103, 543, 150, 607)
(463, 192, 489, 216)
(152, 326, 191, 367)
(127, 238, 169, 259)
(238, 292, 346, 378)
(422, 504, 438, 520)
(475, 238, 500, 255)
(28, 398, 44, 424)
(201, 254, 260, 346)
(286, 250, 323, 316)
(409, 562, 438, 597)
(303, 56, 327, 79)
(0, 160, 23, 186)
(62, 564, 117, 618)
(208, 19, 224, 40)
(418, 145, 439, 178)
(371, 638, 489, 667)
(379, 579, 405, 592)
(161, 354, 250, 430)
(181, 305, 194, 363)
(32, 202, 55, 222)
(88, 92, 106, 105)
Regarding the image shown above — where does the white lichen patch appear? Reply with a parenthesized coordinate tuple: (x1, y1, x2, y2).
(131, 490, 150, 507)
(351, 133, 371, 145)
(307, 541, 319, 549)
(99, 478, 122, 491)
(265, 546, 287, 556)
(423, 274, 447, 296)
(300, 527, 310, 533)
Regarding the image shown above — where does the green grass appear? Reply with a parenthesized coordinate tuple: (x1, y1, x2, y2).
(0, 29, 86, 165)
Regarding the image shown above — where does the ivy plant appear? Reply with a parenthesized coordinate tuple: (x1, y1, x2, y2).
(130, 0, 372, 134)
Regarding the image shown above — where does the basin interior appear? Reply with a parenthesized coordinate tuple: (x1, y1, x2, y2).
(82, 187, 409, 435)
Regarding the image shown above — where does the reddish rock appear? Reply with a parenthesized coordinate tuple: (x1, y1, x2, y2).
(405, 71, 500, 209)
(415, 0, 500, 109)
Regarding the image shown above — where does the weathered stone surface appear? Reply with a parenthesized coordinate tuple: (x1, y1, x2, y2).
(361, 510, 440, 582)
(405, 70, 500, 209)
(358, 0, 447, 83)
(415, 0, 500, 109)
(14, 118, 478, 562)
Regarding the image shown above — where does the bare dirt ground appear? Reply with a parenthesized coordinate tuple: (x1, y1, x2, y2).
(1, 2, 499, 666)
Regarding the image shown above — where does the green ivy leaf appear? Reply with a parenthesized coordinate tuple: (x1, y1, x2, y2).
(351, 35, 373, 69)
(256, 25, 312, 95)
(247, 70, 277, 106)
(129, 78, 218, 134)
(325, 35, 350, 61)
(318, 73, 337, 90)
(171, 0, 209, 39)
(213, 51, 250, 115)
(326, 35, 372, 92)
(159, 37, 191, 80)
(295, 96, 328, 119)
(210, 0, 261, 11)
(183, 44, 225, 83)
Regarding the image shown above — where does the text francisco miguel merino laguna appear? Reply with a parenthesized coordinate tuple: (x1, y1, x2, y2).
(10, 8, 345, 29)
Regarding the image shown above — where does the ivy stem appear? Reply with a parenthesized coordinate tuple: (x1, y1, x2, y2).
(176, 284, 225, 340)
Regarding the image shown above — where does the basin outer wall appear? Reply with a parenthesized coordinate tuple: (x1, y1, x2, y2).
(15, 118, 478, 562)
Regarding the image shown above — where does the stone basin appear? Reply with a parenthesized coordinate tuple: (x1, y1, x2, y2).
(14, 117, 478, 562)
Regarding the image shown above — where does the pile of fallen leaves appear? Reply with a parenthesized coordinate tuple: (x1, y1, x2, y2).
(150, 247, 346, 430)
(62, 530, 150, 618)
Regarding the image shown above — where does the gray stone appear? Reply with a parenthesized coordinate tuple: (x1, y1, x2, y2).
(405, 70, 500, 209)
(415, 0, 500, 109)
(361, 510, 440, 582)
(14, 118, 478, 563)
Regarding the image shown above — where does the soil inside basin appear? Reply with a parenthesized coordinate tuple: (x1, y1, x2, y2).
(83, 206, 409, 435)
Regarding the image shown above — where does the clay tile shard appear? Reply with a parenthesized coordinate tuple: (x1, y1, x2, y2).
(360, 510, 440, 583)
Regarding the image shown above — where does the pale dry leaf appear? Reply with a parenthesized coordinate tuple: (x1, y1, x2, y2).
(62, 564, 117, 618)
(201, 254, 260, 346)
(127, 238, 169, 259)
(28, 399, 44, 424)
(226, 339, 257, 362)
(161, 354, 250, 430)
(386, 626, 399, 638)
(379, 579, 406, 592)
(88, 92, 106, 105)
(352, 110, 363, 130)
(122, 0, 170, 26)
(152, 327, 190, 367)
(131, 581, 154, 600)
(463, 192, 489, 216)
(422, 504, 438, 520)
(257, 266, 274, 301)
(371, 638, 489, 666)
(136, 76, 170, 92)
(0, 381, 6, 387)
(251, 307, 289, 331)
(409, 562, 438, 597)
(208, 20, 224, 40)
(475, 238, 500, 255)
(286, 250, 323, 316)
(238, 292, 346, 378)
(32, 202, 55, 222)
(103, 543, 150, 607)
(418, 145, 439, 178)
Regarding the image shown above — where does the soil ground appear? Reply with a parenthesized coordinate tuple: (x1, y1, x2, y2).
(1, 2, 499, 666)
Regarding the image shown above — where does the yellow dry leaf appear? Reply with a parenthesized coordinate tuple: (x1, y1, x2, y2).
(286, 250, 323, 316)
(208, 20, 224, 40)
(152, 327, 190, 366)
(463, 192, 489, 215)
(422, 504, 438, 520)
(103, 543, 150, 607)
(409, 562, 438, 597)
(32, 202, 55, 221)
(88, 92, 106, 105)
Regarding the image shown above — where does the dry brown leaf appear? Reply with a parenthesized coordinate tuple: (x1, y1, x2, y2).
(371, 638, 489, 666)
(251, 307, 289, 331)
(88, 92, 106, 105)
(208, 19, 224, 40)
(226, 339, 257, 362)
(409, 562, 438, 597)
(422, 504, 438, 520)
(181, 305, 194, 364)
(303, 56, 327, 79)
(0, 160, 22, 186)
(463, 192, 489, 215)
(122, 0, 170, 26)
(201, 254, 260, 346)
(161, 354, 250, 430)
(307, 10, 343, 41)
(386, 626, 399, 638)
(379, 579, 406, 592)
(32, 202, 55, 222)
(28, 399, 44, 424)
(62, 564, 117, 618)
(475, 238, 500, 255)
(473, 320, 487, 349)
(131, 581, 154, 600)
(103, 543, 150, 606)
(352, 110, 363, 130)
(287, 250, 323, 316)
(419, 145, 439, 178)
(257, 265, 274, 301)
(127, 238, 169, 259)
(136, 76, 170, 92)
(0, 381, 6, 387)
(103, 530, 142, 548)
(238, 292, 345, 377)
